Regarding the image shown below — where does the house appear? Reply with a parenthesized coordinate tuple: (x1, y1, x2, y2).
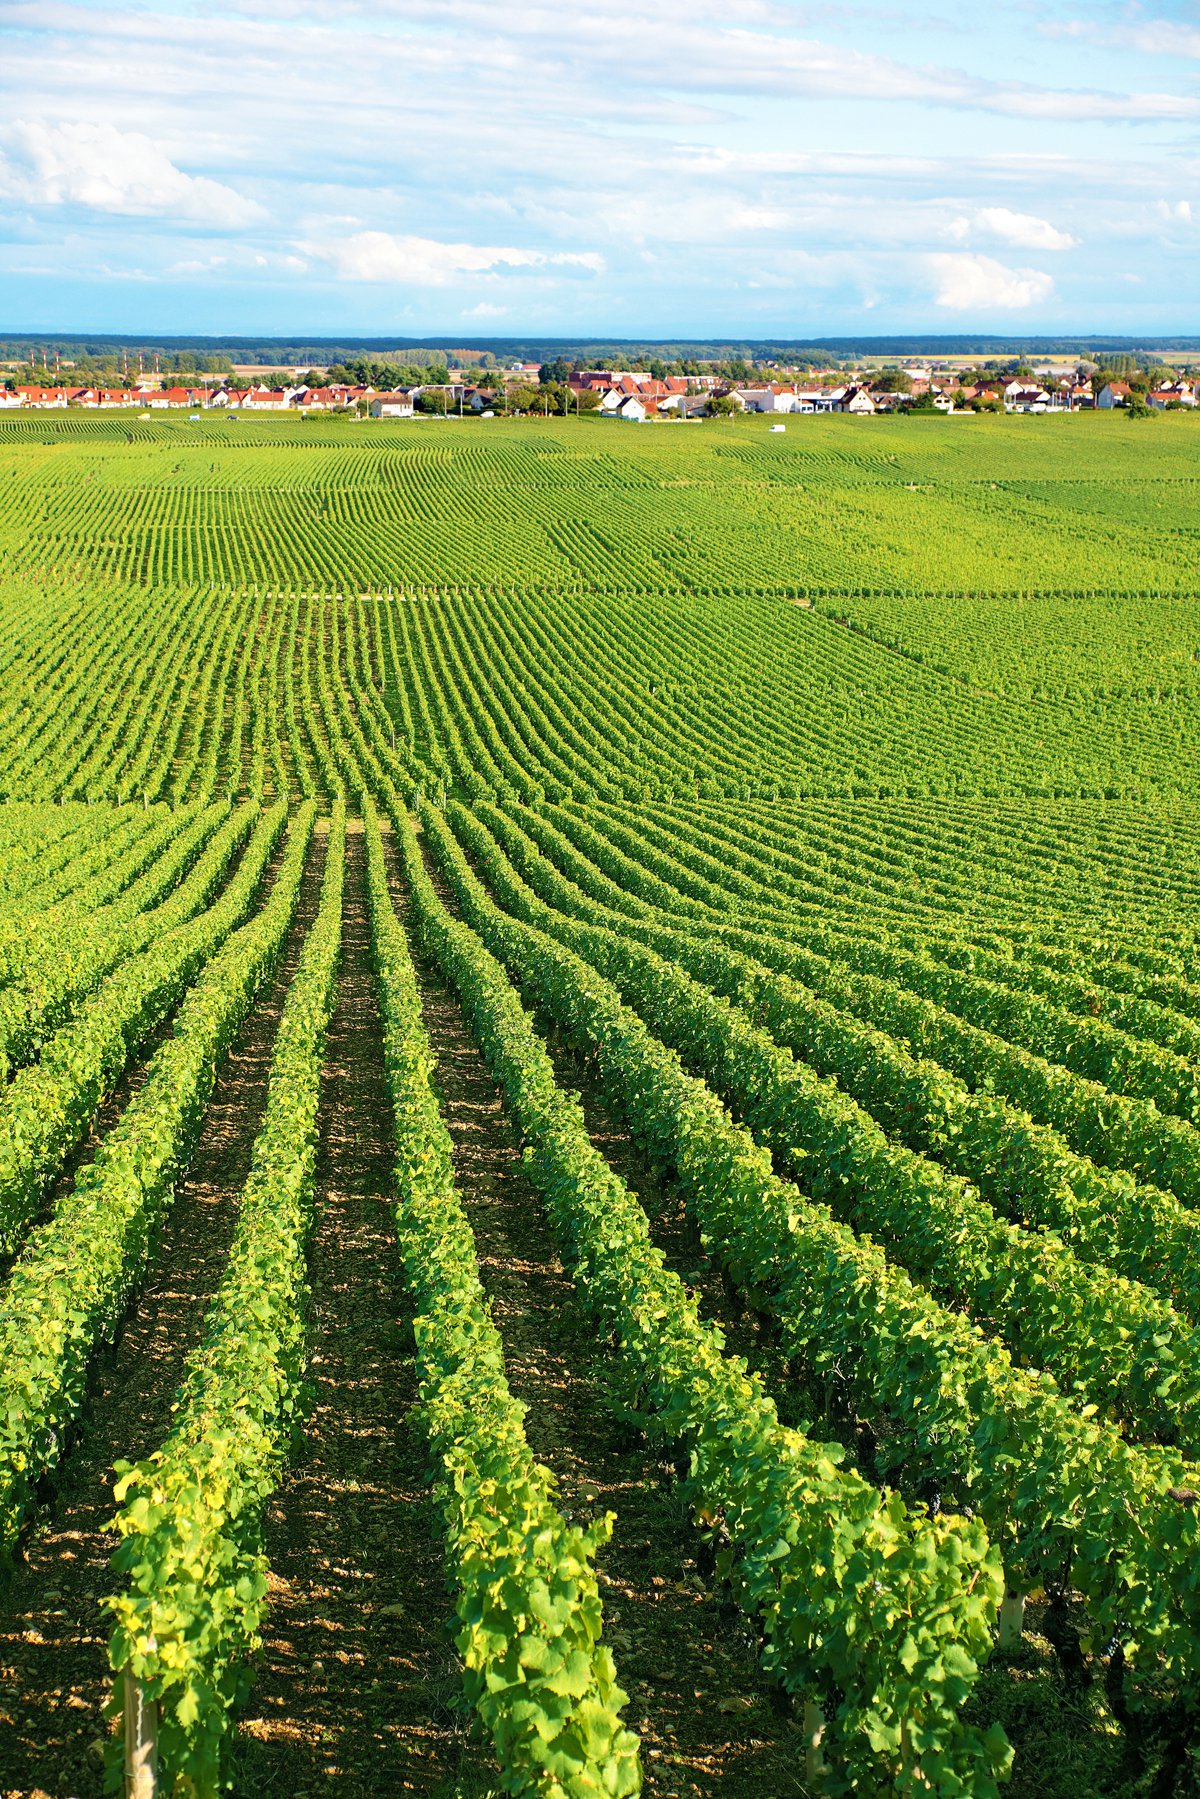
(370, 392, 416, 418)
(589, 372, 693, 407)
(138, 385, 196, 408)
(1148, 381, 1197, 409)
(1004, 383, 1051, 413)
(1097, 381, 1131, 409)
(295, 384, 357, 410)
(236, 387, 296, 410)
(603, 396, 646, 421)
(840, 385, 876, 414)
(16, 385, 68, 407)
(570, 371, 616, 395)
(731, 384, 795, 413)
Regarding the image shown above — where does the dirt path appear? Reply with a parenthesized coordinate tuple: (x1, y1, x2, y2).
(0, 828, 327, 1799)
(234, 831, 494, 1799)
(397, 841, 805, 1798)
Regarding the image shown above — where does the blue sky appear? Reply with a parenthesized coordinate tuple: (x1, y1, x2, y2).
(1, 0, 1199, 336)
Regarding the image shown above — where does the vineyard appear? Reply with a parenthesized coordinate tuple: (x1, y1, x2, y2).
(0, 409, 1199, 1798)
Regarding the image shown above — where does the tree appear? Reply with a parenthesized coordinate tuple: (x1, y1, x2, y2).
(539, 357, 571, 385)
(872, 367, 912, 394)
(706, 394, 739, 418)
(553, 381, 579, 414)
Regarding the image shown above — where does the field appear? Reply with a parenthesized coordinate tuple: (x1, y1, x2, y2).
(0, 408, 1199, 1798)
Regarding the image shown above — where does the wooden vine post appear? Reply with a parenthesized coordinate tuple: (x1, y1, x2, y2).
(123, 1672, 158, 1799)
(803, 1697, 827, 1790)
(998, 1579, 1026, 1650)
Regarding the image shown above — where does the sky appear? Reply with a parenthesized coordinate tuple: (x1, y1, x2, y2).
(1, 0, 1199, 337)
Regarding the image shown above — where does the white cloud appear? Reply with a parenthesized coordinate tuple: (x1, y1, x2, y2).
(976, 206, 1076, 251)
(988, 84, 1199, 121)
(167, 255, 229, 276)
(0, 120, 265, 225)
(1043, 14, 1200, 61)
(946, 206, 1077, 251)
(928, 252, 1055, 311)
(0, 4, 1197, 331)
(729, 204, 792, 230)
(1125, 21, 1200, 60)
(302, 229, 603, 284)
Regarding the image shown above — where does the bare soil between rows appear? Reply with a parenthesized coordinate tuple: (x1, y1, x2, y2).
(233, 830, 494, 1798)
(0, 828, 326, 1799)
(400, 829, 806, 1797)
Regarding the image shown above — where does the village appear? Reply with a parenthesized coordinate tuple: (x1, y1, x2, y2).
(1, 359, 1196, 419)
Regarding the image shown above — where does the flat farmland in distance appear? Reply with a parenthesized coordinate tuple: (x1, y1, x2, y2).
(0, 408, 1198, 1799)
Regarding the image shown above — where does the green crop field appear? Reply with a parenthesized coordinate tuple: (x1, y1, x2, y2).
(1, 408, 1199, 1799)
